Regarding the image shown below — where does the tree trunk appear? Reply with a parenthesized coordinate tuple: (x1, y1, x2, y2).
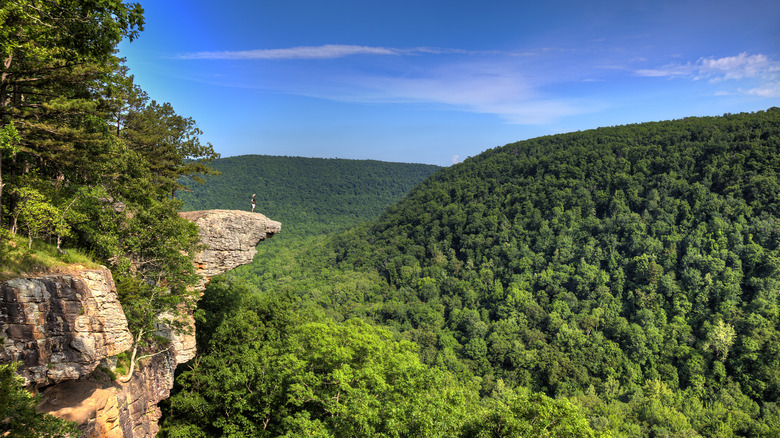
(120, 329, 143, 383)
(1, 53, 10, 230)
(0, 152, 3, 229)
(56, 234, 66, 254)
(9, 154, 18, 234)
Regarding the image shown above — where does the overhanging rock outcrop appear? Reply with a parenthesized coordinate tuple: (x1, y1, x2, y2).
(179, 209, 281, 288)
(112, 209, 279, 436)
(159, 210, 281, 365)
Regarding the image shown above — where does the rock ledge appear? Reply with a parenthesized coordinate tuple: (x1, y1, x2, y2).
(179, 209, 281, 286)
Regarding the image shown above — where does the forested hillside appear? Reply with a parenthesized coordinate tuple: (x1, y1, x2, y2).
(177, 155, 440, 237)
(166, 109, 780, 437)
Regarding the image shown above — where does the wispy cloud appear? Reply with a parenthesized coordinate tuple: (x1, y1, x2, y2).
(180, 44, 404, 60)
(178, 44, 500, 60)
(290, 61, 599, 124)
(636, 52, 780, 97)
(179, 44, 590, 124)
(745, 83, 780, 98)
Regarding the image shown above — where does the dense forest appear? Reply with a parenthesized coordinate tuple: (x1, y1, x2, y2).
(177, 155, 440, 238)
(164, 109, 780, 437)
(3, 1, 780, 437)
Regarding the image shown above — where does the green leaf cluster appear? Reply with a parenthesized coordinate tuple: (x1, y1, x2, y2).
(0, 362, 78, 437)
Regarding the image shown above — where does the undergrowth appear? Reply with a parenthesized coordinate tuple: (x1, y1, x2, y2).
(0, 229, 100, 280)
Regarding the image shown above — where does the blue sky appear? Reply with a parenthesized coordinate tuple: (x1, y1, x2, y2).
(118, 0, 780, 166)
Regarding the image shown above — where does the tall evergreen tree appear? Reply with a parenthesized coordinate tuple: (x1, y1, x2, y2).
(0, 0, 144, 228)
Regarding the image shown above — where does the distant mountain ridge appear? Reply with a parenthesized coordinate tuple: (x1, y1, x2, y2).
(177, 155, 441, 238)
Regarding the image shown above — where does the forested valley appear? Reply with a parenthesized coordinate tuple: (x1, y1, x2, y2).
(177, 155, 440, 238)
(163, 109, 780, 437)
(2, 1, 780, 436)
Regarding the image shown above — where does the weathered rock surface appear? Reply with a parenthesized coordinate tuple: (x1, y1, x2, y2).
(0, 209, 280, 437)
(154, 310, 196, 365)
(37, 351, 175, 438)
(158, 210, 280, 365)
(179, 209, 281, 288)
(0, 268, 133, 386)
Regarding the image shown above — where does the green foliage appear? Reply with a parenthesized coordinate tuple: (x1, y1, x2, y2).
(463, 389, 599, 438)
(705, 320, 737, 360)
(12, 186, 70, 248)
(224, 108, 780, 436)
(0, 362, 79, 437)
(0, 122, 20, 155)
(121, 95, 220, 197)
(162, 278, 596, 437)
(0, 119, 21, 229)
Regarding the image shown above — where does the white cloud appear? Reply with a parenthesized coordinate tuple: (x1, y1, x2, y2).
(697, 53, 777, 82)
(636, 52, 780, 82)
(297, 61, 595, 124)
(177, 44, 599, 124)
(744, 84, 780, 98)
(179, 44, 404, 60)
(636, 52, 780, 98)
(635, 64, 693, 77)
(178, 44, 504, 60)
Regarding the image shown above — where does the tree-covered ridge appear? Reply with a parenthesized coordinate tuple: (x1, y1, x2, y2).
(228, 108, 780, 436)
(177, 155, 440, 238)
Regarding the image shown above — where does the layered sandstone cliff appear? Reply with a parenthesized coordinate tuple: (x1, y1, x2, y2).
(0, 268, 133, 386)
(0, 210, 280, 437)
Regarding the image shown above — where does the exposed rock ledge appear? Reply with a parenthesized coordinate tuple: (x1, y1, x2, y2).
(179, 209, 281, 288)
(0, 209, 280, 437)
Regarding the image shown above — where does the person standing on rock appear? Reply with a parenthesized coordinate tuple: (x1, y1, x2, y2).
(251, 194, 256, 212)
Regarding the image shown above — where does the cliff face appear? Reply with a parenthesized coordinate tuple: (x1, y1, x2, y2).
(0, 210, 280, 437)
(0, 268, 132, 386)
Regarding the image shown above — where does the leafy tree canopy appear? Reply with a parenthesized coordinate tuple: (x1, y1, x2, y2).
(222, 108, 780, 437)
(162, 277, 598, 437)
(177, 155, 440, 238)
